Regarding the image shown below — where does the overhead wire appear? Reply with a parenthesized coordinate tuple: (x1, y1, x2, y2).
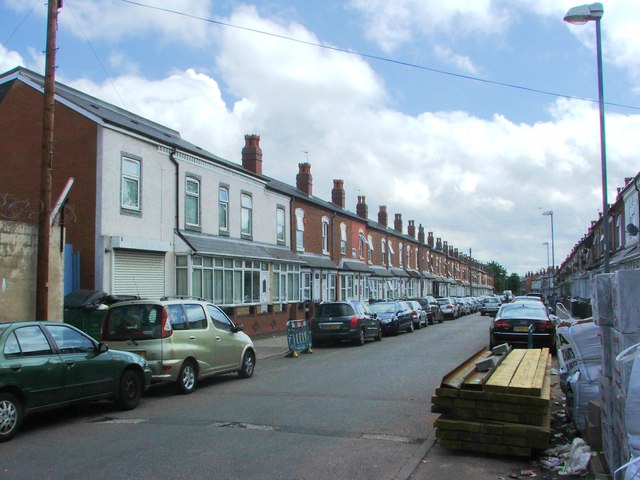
(119, 0, 640, 112)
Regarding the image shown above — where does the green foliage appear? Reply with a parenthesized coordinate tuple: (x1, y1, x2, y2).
(485, 261, 522, 295)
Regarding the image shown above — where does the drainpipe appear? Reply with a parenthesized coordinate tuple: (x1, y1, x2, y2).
(169, 146, 180, 231)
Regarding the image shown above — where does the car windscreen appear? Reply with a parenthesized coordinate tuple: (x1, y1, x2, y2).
(499, 305, 548, 320)
(103, 304, 164, 340)
(369, 303, 395, 314)
(436, 298, 451, 305)
(316, 304, 354, 317)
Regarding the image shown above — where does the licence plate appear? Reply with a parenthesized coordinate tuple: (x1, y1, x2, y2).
(514, 326, 529, 333)
(322, 324, 340, 330)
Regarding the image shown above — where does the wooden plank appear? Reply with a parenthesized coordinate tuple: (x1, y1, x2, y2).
(540, 354, 552, 402)
(441, 348, 491, 389)
(508, 349, 542, 395)
(484, 349, 526, 393)
(458, 388, 549, 407)
(530, 349, 550, 397)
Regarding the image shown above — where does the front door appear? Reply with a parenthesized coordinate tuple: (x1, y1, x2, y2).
(260, 270, 270, 313)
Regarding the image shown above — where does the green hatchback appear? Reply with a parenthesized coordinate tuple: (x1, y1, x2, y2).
(0, 321, 152, 443)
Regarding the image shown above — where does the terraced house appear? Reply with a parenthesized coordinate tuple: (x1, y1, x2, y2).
(0, 66, 492, 334)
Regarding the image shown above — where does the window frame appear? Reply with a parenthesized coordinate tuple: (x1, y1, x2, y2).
(241, 192, 253, 239)
(218, 185, 230, 235)
(276, 206, 286, 245)
(121, 155, 141, 214)
(185, 174, 201, 229)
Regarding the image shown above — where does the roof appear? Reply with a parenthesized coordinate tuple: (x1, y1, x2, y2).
(178, 230, 303, 264)
(340, 260, 373, 273)
(298, 253, 338, 269)
(369, 266, 393, 277)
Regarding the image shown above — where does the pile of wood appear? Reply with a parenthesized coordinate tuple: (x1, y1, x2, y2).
(432, 347, 552, 457)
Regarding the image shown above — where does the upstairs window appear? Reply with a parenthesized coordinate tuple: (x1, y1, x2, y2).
(295, 209, 305, 251)
(367, 235, 373, 263)
(399, 243, 403, 267)
(219, 186, 229, 233)
(322, 217, 329, 254)
(121, 156, 141, 211)
(358, 232, 366, 259)
(340, 223, 347, 255)
(277, 207, 286, 244)
(381, 240, 387, 266)
(241, 193, 253, 237)
(185, 176, 200, 227)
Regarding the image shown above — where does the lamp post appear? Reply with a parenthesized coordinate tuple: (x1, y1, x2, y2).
(564, 3, 609, 273)
(542, 210, 555, 292)
(542, 242, 550, 294)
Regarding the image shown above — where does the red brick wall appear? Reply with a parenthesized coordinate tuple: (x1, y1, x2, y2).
(0, 81, 99, 289)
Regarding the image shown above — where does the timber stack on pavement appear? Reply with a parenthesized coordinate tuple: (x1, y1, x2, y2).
(431, 347, 552, 458)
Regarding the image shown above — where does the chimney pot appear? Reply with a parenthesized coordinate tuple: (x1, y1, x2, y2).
(356, 195, 368, 220)
(241, 134, 263, 175)
(296, 162, 313, 196)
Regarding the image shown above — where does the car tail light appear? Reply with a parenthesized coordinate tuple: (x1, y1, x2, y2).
(494, 319, 510, 330)
(411, 310, 418, 317)
(350, 315, 359, 329)
(537, 320, 555, 332)
(160, 307, 173, 338)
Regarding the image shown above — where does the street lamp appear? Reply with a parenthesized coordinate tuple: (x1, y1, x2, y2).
(564, 3, 609, 273)
(542, 210, 555, 292)
(542, 242, 550, 293)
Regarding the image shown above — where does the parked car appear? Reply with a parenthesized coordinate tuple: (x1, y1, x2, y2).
(0, 321, 151, 443)
(489, 301, 556, 350)
(412, 296, 443, 324)
(452, 297, 467, 316)
(310, 300, 382, 346)
(436, 297, 457, 320)
(480, 297, 502, 316)
(406, 300, 428, 329)
(101, 297, 256, 394)
(368, 301, 414, 335)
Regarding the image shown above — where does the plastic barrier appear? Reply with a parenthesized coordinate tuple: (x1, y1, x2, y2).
(286, 320, 313, 358)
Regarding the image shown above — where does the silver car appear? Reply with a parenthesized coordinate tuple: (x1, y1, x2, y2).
(101, 298, 256, 394)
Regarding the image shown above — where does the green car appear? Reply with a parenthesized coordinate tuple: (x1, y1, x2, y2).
(0, 321, 152, 443)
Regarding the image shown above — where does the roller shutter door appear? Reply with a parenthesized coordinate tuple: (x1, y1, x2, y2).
(113, 250, 166, 298)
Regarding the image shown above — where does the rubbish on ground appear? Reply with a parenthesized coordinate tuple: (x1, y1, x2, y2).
(540, 438, 592, 476)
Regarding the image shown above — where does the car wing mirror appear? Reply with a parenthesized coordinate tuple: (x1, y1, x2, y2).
(98, 342, 109, 353)
(233, 324, 244, 333)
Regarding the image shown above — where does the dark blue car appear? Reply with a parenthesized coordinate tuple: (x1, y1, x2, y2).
(369, 301, 414, 336)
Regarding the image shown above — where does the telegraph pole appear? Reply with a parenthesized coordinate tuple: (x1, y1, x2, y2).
(36, 0, 61, 320)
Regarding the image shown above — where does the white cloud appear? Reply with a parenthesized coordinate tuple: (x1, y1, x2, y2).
(433, 46, 479, 74)
(0, 44, 24, 72)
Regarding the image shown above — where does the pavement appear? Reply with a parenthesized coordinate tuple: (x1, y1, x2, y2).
(249, 334, 599, 480)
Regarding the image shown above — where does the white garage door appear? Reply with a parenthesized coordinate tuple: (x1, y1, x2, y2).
(113, 250, 166, 298)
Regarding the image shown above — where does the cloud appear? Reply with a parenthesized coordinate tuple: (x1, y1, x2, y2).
(433, 45, 479, 74)
(0, 44, 24, 72)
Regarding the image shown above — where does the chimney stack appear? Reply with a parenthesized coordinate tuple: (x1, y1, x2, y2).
(296, 163, 313, 196)
(356, 196, 368, 220)
(418, 224, 425, 244)
(378, 206, 388, 227)
(407, 220, 416, 238)
(331, 179, 345, 208)
(394, 214, 403, 233)
(428, 232, 434, 248)
(241, 134, 263, 175)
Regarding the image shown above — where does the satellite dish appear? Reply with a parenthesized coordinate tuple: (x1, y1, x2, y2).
(627, 223, 639, 237)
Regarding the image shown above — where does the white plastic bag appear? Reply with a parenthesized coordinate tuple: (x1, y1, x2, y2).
(616, 342, 640, 452)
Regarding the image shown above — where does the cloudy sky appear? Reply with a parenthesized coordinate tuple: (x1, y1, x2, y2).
(2, 0, 640, 276)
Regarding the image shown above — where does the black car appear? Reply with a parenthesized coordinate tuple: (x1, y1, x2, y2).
(368, 301, 414, 336)
(489, 302, 556, 350)
(411, 297, 443, 324)
(310, 301, 382, 346)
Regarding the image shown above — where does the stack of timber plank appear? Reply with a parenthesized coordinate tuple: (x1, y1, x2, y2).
(432, 347, 552, 457)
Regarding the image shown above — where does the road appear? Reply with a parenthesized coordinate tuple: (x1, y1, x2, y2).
(0, 313, 490, 480)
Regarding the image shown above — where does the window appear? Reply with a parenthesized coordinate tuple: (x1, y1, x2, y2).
(9, 326, 52, 357)
(388, 240, 395, 266)
(188, 256, 262, 305)
(340, 223, 347, 254)
(358, 232, 366, 259)
(277, 207, 286, 244)
(367, 235, 373, 263)
(208, 305, 234, 332)
(340, 274, 355, 300)
(121, 156, 141, 211)
(301, 271, 311, 301)
(273, 263, 301, 302)
(241, 193, 253, 237)
(185, 176, 200, 227)
(295, 209, 305, 251)
(322, 217, 329, 254)
(322, 272, 337, 301)
(381, 240, 387, 266)
(219, 186, 229, 233)
(399, 243, 403, 267)
(407, 246, 411, 269)
(45, 324, 96, 354)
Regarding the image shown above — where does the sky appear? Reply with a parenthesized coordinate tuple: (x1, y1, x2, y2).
(1, 0, 640, 277)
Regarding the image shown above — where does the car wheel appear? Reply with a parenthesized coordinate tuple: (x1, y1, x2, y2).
(116, 369, 142, 410)
(415, 319, 421, 330)
(374, 326, 382, 341)
(0, 393, 22, 443)
(407, 321, 414, 333)
(238, 350, 256, 378)
(353, 328, 366, 346)
(176, 359, 197, 394)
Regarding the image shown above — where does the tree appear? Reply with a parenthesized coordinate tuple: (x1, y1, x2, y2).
(485, 261, 508, 293)
(507, 273, 522, 295)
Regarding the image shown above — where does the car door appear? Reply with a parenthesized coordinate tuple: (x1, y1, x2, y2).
(43, 324, 115, 402)
(2, 325, 66, 409)
(354, 302, 375, 337)
(207, 304, 243, 372)
(182, 303, 216, 377)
